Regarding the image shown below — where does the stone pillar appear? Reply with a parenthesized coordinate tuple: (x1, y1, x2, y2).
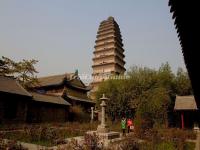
(91, 107, 94, 123)
(100, 101, 106, 126)
(97, 94, 109, 133)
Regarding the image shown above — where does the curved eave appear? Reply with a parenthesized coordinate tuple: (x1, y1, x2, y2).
(67, 95, 96, 104)
(64, 80, 90, 91)
(95, 41, 123, 48)
(92, 55, 125, 63)
(93, 48, 125, 57)
(95, 36, 123, 44)
(92, 62, 126, 71)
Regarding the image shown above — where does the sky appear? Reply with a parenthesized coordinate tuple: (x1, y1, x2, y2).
(0, 0, 186, 82)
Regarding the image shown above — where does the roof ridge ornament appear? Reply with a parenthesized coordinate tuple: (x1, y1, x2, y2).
(75, 69, 78, 76)
(107, 16, 114, 21)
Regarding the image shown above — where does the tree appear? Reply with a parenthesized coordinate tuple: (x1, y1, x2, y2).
(0, 56, 16, 76)
(95, 65, 172, 120)
(135, 87, 170, 131)
(95, 63, 193, 131)
(175, 67, 192, 95)
(14, 59, 38, 88)
(0, 56, 38, 88)
(126, 66, 158, 109)
(95, 78, 130, 120)
(157, 62, 175, 95)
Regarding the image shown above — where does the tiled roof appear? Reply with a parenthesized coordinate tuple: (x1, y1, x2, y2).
(67, 95, 96, 104)
(30, 92, 71, 106)
(36, 73, 73, 87)
(0, 76, 71, 106)
(0, 76, 32, 97)
(34, 73, 90, 91)
(174, 95, 197, 110)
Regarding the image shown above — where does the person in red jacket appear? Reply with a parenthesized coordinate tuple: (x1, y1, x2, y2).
(127, 118, 133, 133)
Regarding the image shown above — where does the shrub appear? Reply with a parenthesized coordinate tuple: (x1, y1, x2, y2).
(66, 133, 104, 150)
(117, 138, 139, 150)
(84, 133, 103, 150)
(135, 128, 196, 150)
(158, 128, 196, 141)
(24, 125, 60, 145)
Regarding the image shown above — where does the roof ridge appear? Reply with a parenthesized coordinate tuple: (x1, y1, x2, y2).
(38, 74, 66, 79)
(30, 91, 62, 97)
(38, 73, 75, 79)
(176, 95, 194, 97)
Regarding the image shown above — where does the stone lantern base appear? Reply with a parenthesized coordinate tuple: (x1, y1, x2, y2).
(97, 124, 109, 133)
(86, 130, 120, 140)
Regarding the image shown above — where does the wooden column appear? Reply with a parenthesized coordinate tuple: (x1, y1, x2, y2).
(181, 112, 184, 129)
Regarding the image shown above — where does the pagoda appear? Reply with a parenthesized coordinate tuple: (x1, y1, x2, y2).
(91, 16, 126, 95)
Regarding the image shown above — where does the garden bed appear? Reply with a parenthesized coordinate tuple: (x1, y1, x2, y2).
(0, 122, 99, 147)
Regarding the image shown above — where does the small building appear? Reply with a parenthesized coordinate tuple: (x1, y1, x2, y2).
(0, 73, 95, 124)
(174, 95, 200, 129)
(32, 73, 95, 112)
(0, 76, 70, 123)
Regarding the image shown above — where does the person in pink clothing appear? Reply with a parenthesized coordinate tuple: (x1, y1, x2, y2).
(127, 118, 133, 133)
